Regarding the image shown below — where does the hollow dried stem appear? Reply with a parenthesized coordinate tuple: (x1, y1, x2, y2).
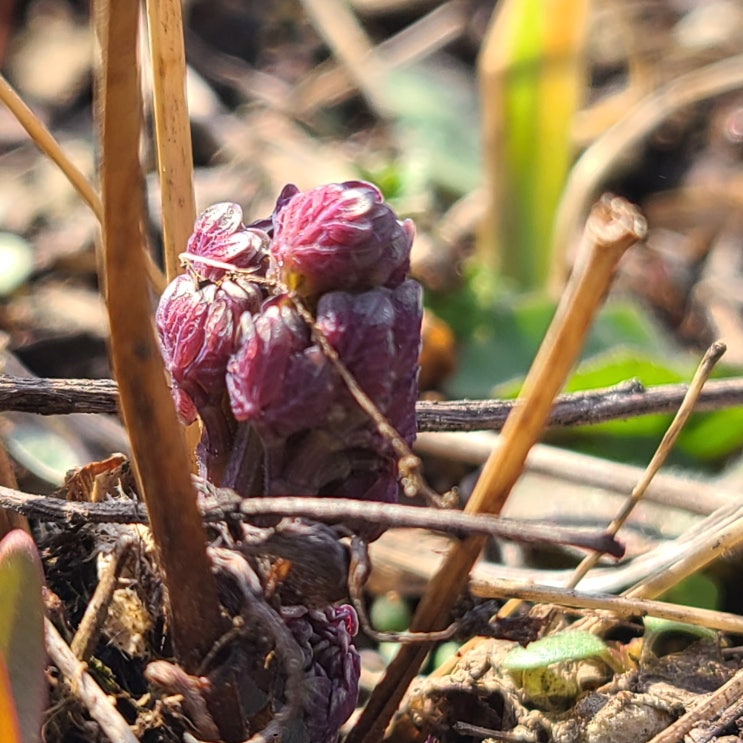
(95, 0, 225, 682)
(144, 0, 196, 281)
(469, 577, 743, 635)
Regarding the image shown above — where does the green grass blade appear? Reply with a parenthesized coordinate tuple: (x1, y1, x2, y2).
(478, 0, 590, 288)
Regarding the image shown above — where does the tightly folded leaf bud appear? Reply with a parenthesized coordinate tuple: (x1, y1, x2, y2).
(156, 273, 261, 423)
(224, 281, 421, 514)
(185, 202, 269, 281)
(316, 280, 422, 450)
(225, 296, 335, 440)
(282, 604, 361, 743)
(271, 181, 413, 296)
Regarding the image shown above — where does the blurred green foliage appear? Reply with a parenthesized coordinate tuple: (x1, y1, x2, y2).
(426, 265, 743, 466)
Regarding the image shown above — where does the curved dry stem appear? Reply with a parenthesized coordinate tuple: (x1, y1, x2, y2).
(0, 73, 102, 222)
(551, 53, 743, 282)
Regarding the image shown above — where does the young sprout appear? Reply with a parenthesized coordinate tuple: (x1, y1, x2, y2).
(502, 630, 614, 711)
(642, 616, 718, 660)
(155, 181, 423, 739)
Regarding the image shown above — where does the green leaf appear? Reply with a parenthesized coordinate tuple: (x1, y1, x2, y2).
(0, 530, 46, 743)
(502, 630, 608, 670)
(643, 616, 717, 642)
(442, 293, 675, 400)
(382, 61, 481, 198)
(657, 573, 721, 611)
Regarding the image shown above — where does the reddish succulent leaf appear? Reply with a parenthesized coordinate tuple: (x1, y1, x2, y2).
(0, 652, 21, 743)
(0, 529, 46, 743)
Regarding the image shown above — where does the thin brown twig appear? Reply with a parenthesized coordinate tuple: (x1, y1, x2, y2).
(45, 617, 139, 743)
(369, 500, 743, 597)
(645, 668, 743, 743)
(70, 536, 134, 660)
(6, 374, 743, 431)
(0, 484, 624, 557)
(347, 536, 458, 644)
(348, 196, 646, 743)
(565, 341, 726, 590)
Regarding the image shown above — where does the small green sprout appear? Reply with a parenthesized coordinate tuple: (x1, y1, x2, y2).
(503, 631, 609, 671)
(501, 631, 613, 711)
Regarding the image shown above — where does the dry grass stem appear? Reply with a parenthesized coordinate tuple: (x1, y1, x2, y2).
(625, 505, 743, 602)
(70, 536, 134, 660)
(294, 0, 467, 115)
(551, 53, 743, 280)
(469, 577, 743, 635)
(416, 431, 738, 515)
(0, 73, 102, 223)
(45, 618, 138, 743)
(348, 197, 646, 743)
(0, 70, 167, 294)
(566, 340, 726, 589)
(144, 0, 196, 282)
(300, 0, 390, 116)
(369, 502, 743, 599)
(95, 0, 226, 680)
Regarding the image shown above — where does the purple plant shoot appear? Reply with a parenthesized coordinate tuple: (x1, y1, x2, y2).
(282, 604, 361, 743)
(270, 181, 413, 296)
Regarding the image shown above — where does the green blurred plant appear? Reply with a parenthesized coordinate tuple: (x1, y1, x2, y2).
(478, 0, 590, 289)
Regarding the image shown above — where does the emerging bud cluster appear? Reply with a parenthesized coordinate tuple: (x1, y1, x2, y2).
(155, 181, 422, 740)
